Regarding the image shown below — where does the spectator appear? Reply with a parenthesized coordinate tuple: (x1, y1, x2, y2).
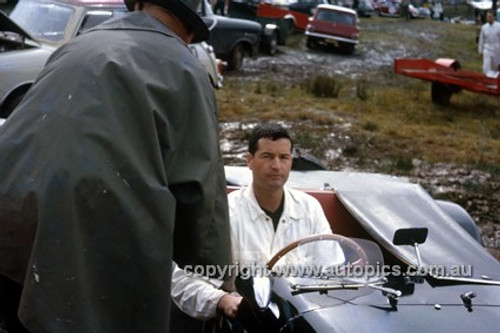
(0, 0, 231, 331)
(478, 10, 500, 77)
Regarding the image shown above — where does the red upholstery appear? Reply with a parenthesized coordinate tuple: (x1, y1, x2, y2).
(226, 186, 367, 237)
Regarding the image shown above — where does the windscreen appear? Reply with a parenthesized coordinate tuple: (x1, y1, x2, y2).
(317, 9, 355, 26)
(10, 1, 74, 44)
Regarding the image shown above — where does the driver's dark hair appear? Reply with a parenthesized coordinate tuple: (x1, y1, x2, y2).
(248, 123, 294, 155)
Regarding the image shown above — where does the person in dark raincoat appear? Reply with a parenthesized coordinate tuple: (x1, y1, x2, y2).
(0, 0, 231, 331)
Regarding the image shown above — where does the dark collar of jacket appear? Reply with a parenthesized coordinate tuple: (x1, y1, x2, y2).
(84, 11, 186, 45)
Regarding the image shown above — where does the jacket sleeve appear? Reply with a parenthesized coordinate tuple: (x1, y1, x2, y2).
(171, 262, 226, 320)
(148, 42, 232, 271)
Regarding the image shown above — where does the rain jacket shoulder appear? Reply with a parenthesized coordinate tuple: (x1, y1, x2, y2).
(0, 11, 230, 333)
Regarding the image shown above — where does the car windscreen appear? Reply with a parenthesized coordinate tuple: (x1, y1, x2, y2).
(77, 10, 127, 34)
(316, 10, 355, 26)
(10, 1, 74, 44)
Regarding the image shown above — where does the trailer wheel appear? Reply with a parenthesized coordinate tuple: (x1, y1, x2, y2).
(431, 82, 454, 105)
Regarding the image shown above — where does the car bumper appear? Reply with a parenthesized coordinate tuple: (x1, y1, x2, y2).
(305, 31, 358, 45)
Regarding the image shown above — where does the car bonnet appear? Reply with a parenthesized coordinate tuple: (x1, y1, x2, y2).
(0, 11, 36, 42)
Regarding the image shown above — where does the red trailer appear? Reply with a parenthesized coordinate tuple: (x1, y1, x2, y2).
(394, 58, 500, 105)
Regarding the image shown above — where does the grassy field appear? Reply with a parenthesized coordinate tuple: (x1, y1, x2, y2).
(217, 15, 500, 172)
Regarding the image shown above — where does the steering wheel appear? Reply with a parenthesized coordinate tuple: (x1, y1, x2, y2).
(266, 233, 369, 271)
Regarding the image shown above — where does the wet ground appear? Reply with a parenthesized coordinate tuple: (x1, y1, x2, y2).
(229, 18, 441, 81)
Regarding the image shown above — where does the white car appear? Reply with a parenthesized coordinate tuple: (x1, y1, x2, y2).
(0, 0, 222, 118)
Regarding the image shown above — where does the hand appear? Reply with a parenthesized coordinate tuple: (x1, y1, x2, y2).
(217, 294, 243, 319)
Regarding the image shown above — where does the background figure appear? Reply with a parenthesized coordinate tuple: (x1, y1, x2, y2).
(478, 10, 500, 77)
(0, 0, 231, 332)
(400, 0, 410, 20)
(213, 0, 228, 15)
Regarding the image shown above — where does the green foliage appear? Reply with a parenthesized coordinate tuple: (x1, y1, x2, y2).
(362, 121, 378, 132)
(303, 74, 343, 98)
(356, 78, 370, 101)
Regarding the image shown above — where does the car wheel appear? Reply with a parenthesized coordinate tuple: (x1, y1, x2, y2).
(0, 92, 26, 119)
(344, 44, 355, 55)
(431, 82, 455, 105)
(263, 31, 278, 56)
(306, 37, 316, 49)
(227, 43, 244, 71)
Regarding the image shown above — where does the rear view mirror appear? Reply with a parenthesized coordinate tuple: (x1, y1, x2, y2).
(393, 228, 428, 246)
(393, 227, 428, 269)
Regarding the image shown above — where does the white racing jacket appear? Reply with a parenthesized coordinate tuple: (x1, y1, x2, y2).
(171, 185, 342, 319)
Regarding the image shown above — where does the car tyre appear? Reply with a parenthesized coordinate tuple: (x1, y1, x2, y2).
(263, 31, 278, 56)
(341, 43, 355, 55)
(306, 37, 317, 49)
(227, 43, 244, 71)
(431, 82, 458, 106)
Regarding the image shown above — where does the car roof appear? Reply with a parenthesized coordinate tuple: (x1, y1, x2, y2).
(316, 4, 357, 15)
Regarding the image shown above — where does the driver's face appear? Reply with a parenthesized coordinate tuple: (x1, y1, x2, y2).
(247, 138, 293, 192)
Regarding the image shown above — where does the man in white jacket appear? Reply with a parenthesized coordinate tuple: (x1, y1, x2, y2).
(478, 10, 500, 77)
(228, 124, 335, 268)
(171, 123, 340, 323)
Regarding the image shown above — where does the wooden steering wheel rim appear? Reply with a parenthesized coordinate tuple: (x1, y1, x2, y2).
(266, 233, 369, 271)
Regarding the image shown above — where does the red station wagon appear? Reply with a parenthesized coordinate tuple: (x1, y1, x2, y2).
(305, 4, 359, 54)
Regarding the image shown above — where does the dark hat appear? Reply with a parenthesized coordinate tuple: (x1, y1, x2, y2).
(124, 0, 210, 43)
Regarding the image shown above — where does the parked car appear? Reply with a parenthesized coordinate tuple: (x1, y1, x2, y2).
(199, 0, 267, 71)
(373, 0, 401, 17)
(305, 4, 359, 54)
(0, 0, 222, 118)
(222, 165, 500, 332)
(374, 0, 430, 19)
(229, 0, 301, 47)
(356, 0, 376, 17)
(408, 4, 430, 19)
(288, 0, 328, 15)
(189, 42, 224, 89)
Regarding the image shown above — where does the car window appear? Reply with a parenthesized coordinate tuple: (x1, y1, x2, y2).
(317, 10, 355, 26)
(78, 10, 127, 34)
(10, 1, 74, 43)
